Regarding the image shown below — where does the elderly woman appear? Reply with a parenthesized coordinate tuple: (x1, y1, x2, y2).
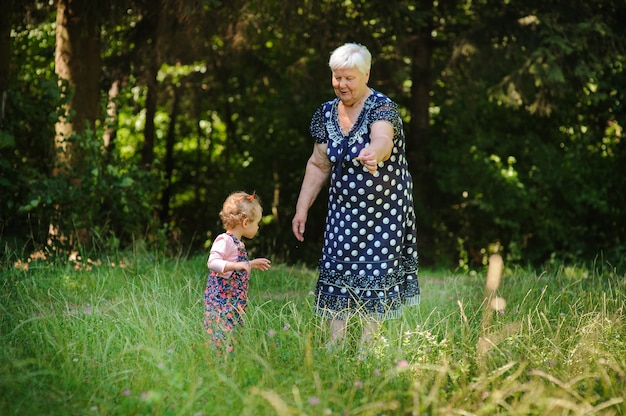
(292, 43, 420, 349)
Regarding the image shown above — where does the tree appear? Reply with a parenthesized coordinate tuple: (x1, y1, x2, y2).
(0, 2, 12, 119)
(428, 0, 626, 264)
(2, 0, 625, 268)
(51, 0, 102, 248)
(54, 0, 101, 174)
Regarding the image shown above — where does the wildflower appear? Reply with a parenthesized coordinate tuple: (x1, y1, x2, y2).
(140, 390, 163, 404)
(123, 389, 131, 396)
(309, 396, 320, 406)
(396, 360, 409, 369)
(268, 329, 276, 338)
(373, 368, 381, 376)
(353, 380, 363, 389)
(283, 323, 291, 331)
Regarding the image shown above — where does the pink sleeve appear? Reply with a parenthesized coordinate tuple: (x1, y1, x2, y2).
(207, 234, 238, 274)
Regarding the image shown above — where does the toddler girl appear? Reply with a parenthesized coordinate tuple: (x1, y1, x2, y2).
(204, 191, 271, 352)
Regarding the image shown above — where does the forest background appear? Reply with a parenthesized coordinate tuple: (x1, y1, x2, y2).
(1, 0, 625, 270)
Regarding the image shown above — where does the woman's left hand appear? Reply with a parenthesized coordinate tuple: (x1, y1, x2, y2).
(357, 148, 379, 173)
(359, 122, 394, 174)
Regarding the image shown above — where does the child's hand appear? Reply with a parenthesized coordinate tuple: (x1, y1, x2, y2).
(250, 258, 271, 271)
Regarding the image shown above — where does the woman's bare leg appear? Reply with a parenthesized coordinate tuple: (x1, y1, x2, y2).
(329, 319, 347, 343)
(360, 320, 381, 346)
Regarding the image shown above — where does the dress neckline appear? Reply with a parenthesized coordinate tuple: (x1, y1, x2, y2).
(333, 89, 374, 137)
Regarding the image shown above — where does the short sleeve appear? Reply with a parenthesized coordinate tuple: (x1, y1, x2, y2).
(369, 99, 402, 137)
(309, 104, 329, 144)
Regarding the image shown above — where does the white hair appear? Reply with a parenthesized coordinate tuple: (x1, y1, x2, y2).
(328, 43, 371, 75)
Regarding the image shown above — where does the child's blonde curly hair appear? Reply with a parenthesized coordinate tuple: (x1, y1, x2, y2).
(220, 191, 262, 230)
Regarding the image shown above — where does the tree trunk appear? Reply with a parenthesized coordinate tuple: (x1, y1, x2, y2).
(407, 29, 436, 258)
(160, 86, 180, 223)
(103, 78, 121, 153)
(142, 60, 158, 167)
(53, 0, 101, 247)
(0, 0, 13, 126)
(141, 1, 163, 168)
(55, 0, 101, 166)
(407, 33, 432, 176)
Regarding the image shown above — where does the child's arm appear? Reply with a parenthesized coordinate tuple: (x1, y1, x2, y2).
(207, 235, 249, 274)
(222, 260, 251, 274)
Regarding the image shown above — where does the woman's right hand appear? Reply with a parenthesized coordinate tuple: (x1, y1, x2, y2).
(292, 213, 307, 242)
(293, 142, 330, 243)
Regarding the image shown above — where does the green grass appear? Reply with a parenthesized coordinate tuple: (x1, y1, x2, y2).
(1, 253, 625, 415)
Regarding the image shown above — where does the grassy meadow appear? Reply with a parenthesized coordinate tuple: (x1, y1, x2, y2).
(1, 251, 625, 415)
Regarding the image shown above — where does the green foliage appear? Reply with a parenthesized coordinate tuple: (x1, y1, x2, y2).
(0, 79, 64, 259)
(1, 14, 56, 255)
(427, 0, 626, 267)
(18, 127, 163, 257)
(2, 0, 625, 268)
(1, 257, 625, 414)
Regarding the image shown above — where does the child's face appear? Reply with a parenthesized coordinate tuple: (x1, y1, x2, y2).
(242, 215, 261, 239)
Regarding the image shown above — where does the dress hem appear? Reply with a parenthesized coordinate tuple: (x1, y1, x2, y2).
(315, 294, 421, 322)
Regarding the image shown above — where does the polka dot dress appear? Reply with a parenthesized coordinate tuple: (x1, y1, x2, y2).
(309, 90, 420, 321)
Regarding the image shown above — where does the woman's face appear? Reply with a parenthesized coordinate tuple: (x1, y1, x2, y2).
(331, 67, 370, 106)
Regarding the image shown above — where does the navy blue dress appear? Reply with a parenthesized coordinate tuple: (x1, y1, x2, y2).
(310, 89, 420, 321)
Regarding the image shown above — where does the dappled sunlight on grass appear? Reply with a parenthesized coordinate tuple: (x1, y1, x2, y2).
(13, 249, 129, 272)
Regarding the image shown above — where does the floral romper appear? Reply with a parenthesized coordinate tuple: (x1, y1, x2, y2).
(203, 233, 250, 351)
